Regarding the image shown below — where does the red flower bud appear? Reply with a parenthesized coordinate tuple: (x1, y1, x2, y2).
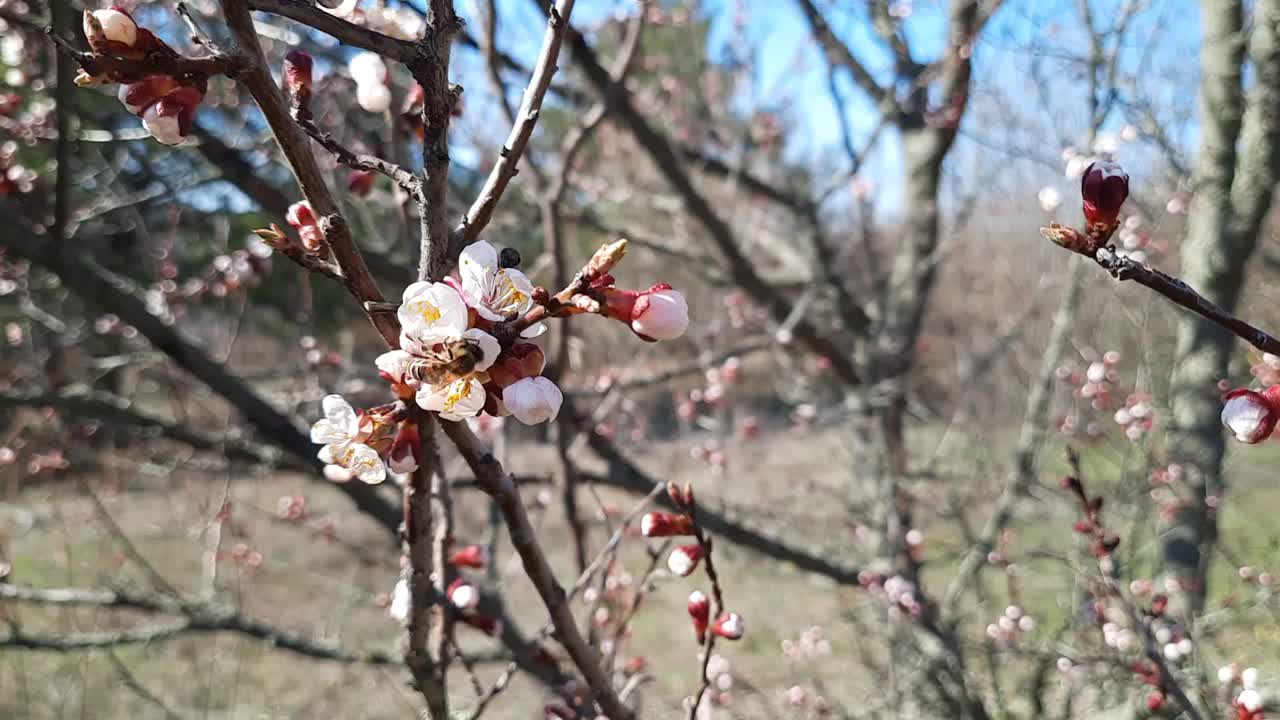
(640, 511, 695, 538)
(1150, 593, 1168, 617)
(286, 200, 316, 229)
(449, 544, 488, 569)
(388, 421, 419, 474)
(447, 578, 479, 610)
(687, 590, 710, 643)
(1222, 385, 1280, 444)
(1081, 160, 1129, 233)
(118, 75, 179, 115)
(1146, 692, 1165, 712)
(284, 50, 314, 105)
(711, 611, 745, 640)
(347, 169, 375, 197)
(667, 544, 704, 576)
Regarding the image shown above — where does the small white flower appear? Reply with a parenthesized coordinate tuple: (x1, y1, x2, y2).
(398, 281, 470, 347)
(417, 377, 487, 421)
(389, 578, 410, 622)
(318, 441, 385, 484)
(311, 395, 386, 484)
(1243, 667, 1259, 690)
(1220, 665, 1238, 685)
(458, 241, 545, 337)
(86, 9, 138, 46)
(348, 52, 387, 86)
(503, 376, 563, 425)
(632, 288, 689, 341)
(311, 394, 361, 445)
(357, 82, 392, 113)
(141, 105, 185, 145)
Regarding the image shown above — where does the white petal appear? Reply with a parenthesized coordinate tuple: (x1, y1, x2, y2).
(322, 394, 360, 436)
(399, 281, 469, 341)
(318, 443, 339, 464)
(503, 376, 562, 425)
(463, 328, 501, 372)
(375, 350, 414, 383)
(519, 321, 549, 339)
(323, 464, 353, 482)
(417, 378, 485, 421)
(141, 107, 184, 145)
(347, 443, 387, 484)
(460, 241, 499, 294)
(310, 419, 347, 445)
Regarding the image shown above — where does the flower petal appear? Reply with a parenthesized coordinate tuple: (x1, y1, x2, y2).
(310, 419, 346, 445)
(322, 394, 359, 436)
(503, 376, 563, 425)
(519, 321, 549, 339)
(375, 350, 414, 383)
(417, 378, 486, 421)
(463, 328, 501, 372)
(399, 281, 470, 341)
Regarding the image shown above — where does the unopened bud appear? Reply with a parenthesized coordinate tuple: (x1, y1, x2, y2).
(687, 590, 710, 643)
(284, 50, 314, 106)
(667, 544, 704, 577)
(641, 511, 695, 538)
(449, 544, 489, 569)
(387, 421, 419, 474)
(347, 169, 375, 197)
(447, 578, 479, 610)
(84, 8, 139, 52)
(711, 612, 745, 640)
(1081, 160, 1129, 234)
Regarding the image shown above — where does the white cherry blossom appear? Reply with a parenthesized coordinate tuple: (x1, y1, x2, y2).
(458, 240, 546, 337)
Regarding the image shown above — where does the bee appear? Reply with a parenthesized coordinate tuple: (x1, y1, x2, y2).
(406, 338, 485, 387)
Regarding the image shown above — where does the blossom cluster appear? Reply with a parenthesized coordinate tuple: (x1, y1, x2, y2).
(83, 8, 206, 145)
(310, 239, 688, 482)
(1054, 351, 1156, 443)
(1220, 666, 1268, 720)
(984, 604, 1036, 646)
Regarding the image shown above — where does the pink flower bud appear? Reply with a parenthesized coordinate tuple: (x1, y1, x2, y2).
(1221, 386, 1280, 443)
(284, 50, 314, 103)
(602, 284, 690, 341)
(502, 376, 562, 425)
(84, 8, 138, 51)
(640, 511, 695, 538)
(447, 578, 479, 610)
(1081, 160, 1129, 231)
(667, 544, 704, 576)
(631, 285, 689, 341)
(711, 612, 745, 640)
(347, 169, 375, 197)
(387, 421, 419, 474)
(449, 544, 489, 569)
(286, 200, 316, 229)
(687, 590, 710, 642)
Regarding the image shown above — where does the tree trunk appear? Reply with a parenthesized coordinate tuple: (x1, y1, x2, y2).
(1161, 0, 1280, 616)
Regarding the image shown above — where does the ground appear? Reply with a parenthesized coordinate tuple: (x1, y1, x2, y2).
(2, 423, 1278, 718)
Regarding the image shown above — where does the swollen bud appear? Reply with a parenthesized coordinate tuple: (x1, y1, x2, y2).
(711, 611, 744, 640)
(447, 578, 479, 610)
(687, 590, 710, 643)
(449, 544, 489, 569)
(640, 511, 695, 538)
(667, 544, 704, 577)
(1081, 160, 1129, 234)
(284, 50, 314, 106)
(347, 169, 375, 197)
(387, 421, 419, 474)
(1221, 386, 1280, 444)
(84, 8, 138, 52)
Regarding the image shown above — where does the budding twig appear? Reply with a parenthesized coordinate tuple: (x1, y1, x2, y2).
(46, 29, 240, 83)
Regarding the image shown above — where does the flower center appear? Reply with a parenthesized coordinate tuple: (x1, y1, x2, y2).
(442, 378, 473, 413)
(412, 300, 441, 324)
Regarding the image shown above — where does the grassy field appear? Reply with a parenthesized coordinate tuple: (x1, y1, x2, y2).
(2, 423, 1278, 719)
